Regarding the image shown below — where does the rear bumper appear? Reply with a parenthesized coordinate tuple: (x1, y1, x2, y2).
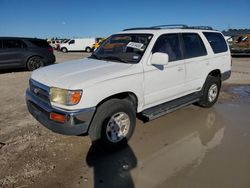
(44, 54, 56, 65)
(26, 89, 95, 135)
(222, 70, 231, 81)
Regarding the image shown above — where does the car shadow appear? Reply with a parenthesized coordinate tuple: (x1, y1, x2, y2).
(86, 143, 137, 188)
(0, 68, 27, 74)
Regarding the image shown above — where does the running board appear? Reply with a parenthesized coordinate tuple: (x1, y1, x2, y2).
(141, 92, 202, 122)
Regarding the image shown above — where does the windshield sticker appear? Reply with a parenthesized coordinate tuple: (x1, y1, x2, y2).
(127, 42, 144, 50)
(133, 55, 139, 60)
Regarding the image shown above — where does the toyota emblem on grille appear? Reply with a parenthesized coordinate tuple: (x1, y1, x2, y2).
(34, 88, 40, 94)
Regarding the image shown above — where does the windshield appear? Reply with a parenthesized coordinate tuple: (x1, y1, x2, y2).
(89, 34, 153, 63)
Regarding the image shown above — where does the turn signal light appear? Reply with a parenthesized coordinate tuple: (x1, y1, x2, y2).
(50, 112, 66, 123)
(70, 91, 82, 105)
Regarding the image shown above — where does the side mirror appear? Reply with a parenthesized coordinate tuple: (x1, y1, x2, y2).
(150, 52, 169, 66)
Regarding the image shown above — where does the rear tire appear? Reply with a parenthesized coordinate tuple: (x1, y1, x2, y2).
(85, 47, 91, 53)
(197, 75, 221, 108)
(88, 99, 136, 148)
(27, 56, 44, 71)
(61, 47, 67, 53)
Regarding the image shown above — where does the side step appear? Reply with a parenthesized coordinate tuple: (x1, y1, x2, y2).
(141, 92, 202, 122)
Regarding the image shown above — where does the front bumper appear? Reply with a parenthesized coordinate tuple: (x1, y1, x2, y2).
(26, 88, 95, 135)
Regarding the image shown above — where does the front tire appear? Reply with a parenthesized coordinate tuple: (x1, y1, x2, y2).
(197, 75, 221, 108)
(88, 99, 136, 148)
(61, 47, 67, 53)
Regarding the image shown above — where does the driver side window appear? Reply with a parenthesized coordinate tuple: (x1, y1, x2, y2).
(152, 34, 182, 62)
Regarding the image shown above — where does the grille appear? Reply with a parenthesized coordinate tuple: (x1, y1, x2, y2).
(30, 79, 50, 103)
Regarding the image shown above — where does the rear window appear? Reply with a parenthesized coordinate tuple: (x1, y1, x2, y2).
(28, 39, 50, 47)
(182, 33, 207, 58)
(203, 32, 228, 54)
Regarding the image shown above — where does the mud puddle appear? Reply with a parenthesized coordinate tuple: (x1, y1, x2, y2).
(81, 85, 250, 188)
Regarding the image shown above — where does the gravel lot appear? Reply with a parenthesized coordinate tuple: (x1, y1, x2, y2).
(0, 52, 249, 188)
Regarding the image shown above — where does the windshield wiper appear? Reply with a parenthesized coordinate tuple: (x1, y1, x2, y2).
(102, 56, 129, 63)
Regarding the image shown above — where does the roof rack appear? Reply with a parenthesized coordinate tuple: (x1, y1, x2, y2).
(151, 24, 188, 29)
(123, 27, 161, 31)
(123, 25, 214, 31)
(184, 26, 214, 30)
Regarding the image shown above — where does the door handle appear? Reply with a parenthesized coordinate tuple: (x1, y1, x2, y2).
(177, 67, 184, 71)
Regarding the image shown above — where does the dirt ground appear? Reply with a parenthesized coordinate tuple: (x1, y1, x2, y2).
(0, 52, 250, 188)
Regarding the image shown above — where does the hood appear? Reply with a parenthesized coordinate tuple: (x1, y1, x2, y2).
(31, 58, 135, 89)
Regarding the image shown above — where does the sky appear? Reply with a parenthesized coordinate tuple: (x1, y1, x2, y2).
(0, 0, 249, 39)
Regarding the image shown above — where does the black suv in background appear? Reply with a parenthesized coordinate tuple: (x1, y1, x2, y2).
(0, 37, 55, 71)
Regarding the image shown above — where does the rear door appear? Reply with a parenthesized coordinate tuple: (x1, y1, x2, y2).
(181, 33, 209, 93)
(0, 39, 26, 68)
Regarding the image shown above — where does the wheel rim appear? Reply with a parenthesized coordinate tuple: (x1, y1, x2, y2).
(106, 112, 130, 143)
(29, 58, 42, 70)
(208, 84, 218, 102)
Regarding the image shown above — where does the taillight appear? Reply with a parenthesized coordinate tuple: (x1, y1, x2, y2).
(48, 47, 53, 52)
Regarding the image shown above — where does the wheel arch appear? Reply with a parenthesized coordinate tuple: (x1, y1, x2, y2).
(208, 69, 221, 79)
(96, 92, 138, 111)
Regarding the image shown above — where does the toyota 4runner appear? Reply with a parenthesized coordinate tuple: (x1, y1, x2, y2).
(26, 25, 231, 147)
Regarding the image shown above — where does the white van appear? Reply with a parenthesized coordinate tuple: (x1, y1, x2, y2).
(60, 38, 95, 53)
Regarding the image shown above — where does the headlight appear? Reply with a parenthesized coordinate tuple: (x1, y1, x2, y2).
(50, 87, 82, 105)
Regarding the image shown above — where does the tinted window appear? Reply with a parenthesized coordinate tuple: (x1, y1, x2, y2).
(152, 34, 182, 62)
(28, 39, 50, 47)
(3, 39, 22, 48)
(203, 32, 228, 53)
(69, 40, 75, 44)
(182, 33, 207, 58)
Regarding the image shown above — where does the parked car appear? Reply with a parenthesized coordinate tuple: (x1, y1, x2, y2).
(26, 25, 231, 148)
(60, 38, 95, 53)
(91, 38, 106, 51)
(0, 37, 55, 71)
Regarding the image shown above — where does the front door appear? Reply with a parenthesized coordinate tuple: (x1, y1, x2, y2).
(143, 34, 186, 109)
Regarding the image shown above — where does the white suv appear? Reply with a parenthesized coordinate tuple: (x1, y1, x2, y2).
(26, 25, 231, 147)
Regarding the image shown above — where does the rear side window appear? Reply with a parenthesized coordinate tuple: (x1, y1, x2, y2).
(182, 33, 207, 58)
(3, 39, 23, 48)
(28, 39, 50, 47)
(203, 32, 228, 53)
